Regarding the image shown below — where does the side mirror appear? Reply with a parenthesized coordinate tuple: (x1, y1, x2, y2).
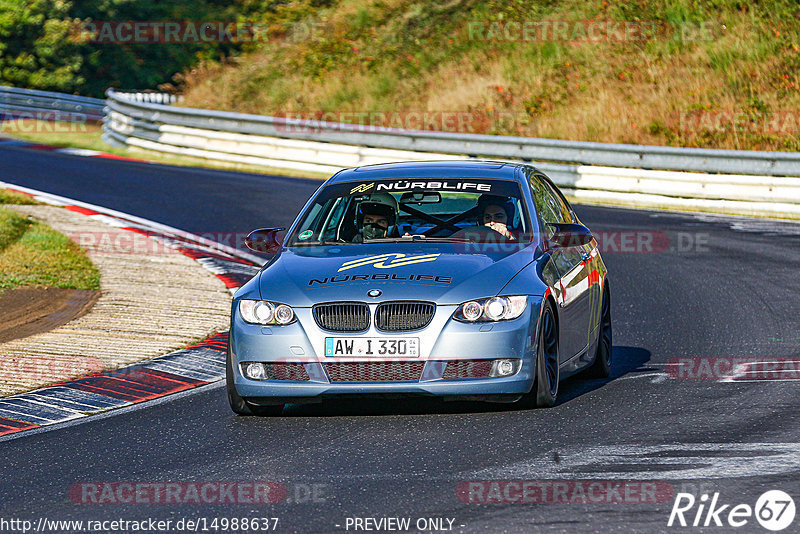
(244, 227, 285, 253)
(547, 223, 594, 248)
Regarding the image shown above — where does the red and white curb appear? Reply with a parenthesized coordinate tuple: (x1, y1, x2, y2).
(0, 334, 230, 435)
(0, 182, 265, 437)
(0, 134, 148, 163)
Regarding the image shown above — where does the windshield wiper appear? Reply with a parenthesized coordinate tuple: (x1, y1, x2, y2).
(288, 240, 327, 246)
(290, 238, 349, 246)
(363, 235, 469, 243)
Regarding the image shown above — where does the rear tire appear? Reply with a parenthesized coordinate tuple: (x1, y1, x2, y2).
(226, 347, 284, 416)
(587, 282, 612, 378)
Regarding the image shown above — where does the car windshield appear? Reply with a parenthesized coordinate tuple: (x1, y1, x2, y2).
(286, 177, 531, 246)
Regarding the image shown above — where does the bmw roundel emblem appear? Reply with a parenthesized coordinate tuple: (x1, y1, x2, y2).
(367, 289, 382, 298)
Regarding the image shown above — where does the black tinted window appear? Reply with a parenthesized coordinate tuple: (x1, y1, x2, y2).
(528, 173, 571, 238)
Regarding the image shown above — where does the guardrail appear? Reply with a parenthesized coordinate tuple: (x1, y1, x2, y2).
(102, 89, 800, 217)
(3, 86, 798, 218)
(104, 89, 800, 178)
(0, 85, 105, 122)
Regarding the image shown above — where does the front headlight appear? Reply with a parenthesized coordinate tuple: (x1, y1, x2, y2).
(239, 299, 296, 325)
(454, 296, 527, 322)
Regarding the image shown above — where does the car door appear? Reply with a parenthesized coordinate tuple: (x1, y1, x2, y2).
(529, 173, 594, 360)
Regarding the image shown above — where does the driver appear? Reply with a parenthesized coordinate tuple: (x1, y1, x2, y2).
(353, 192, 398, 242)
(477, 194, 516, 240)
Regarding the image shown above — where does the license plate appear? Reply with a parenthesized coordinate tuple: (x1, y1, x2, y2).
(324, 337, 419, 357)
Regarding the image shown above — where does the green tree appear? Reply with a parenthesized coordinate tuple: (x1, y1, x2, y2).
(0, 0, 245, 96)
(0, 0, 84, 92)
(70, 0, 239, 96)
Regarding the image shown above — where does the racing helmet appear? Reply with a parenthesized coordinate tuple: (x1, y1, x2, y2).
(357, 192, 398, 227)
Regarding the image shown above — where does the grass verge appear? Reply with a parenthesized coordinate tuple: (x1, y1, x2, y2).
(175, 0, 800, 152)
(0, 203, 101, 292)
(0, 189, 40, 205)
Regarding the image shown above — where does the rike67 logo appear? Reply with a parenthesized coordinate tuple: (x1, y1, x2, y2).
(668, 490, 796, 531)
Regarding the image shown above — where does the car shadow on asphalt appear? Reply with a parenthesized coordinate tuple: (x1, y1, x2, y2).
(552, 345, 652, 406)
(269, 346, 652, 417)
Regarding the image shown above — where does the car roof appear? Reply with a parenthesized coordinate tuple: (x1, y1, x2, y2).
(326, 160, 535, 184)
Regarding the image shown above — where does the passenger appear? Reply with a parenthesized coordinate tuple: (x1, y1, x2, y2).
(477, 194, 517, 240)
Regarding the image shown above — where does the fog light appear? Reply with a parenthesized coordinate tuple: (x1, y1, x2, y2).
(490, 359, 520, 378)
(243, 362, 266, 380)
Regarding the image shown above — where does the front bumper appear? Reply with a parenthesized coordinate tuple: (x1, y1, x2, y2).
(229, 298, 540, 402)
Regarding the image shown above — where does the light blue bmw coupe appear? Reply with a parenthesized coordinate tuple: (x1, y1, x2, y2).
(227, 160, 611, 415)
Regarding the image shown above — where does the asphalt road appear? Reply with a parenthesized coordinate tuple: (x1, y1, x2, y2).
(1, 144, 800, 533)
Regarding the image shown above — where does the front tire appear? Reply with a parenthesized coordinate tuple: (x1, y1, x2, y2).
(533, 300, 560, 407)
(587, 282, 612, 378)
(226, 347, 284, 416)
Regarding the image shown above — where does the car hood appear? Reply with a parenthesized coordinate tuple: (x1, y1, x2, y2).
(257, 243, 540, 306)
